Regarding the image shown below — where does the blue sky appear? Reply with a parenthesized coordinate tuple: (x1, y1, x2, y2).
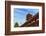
(14, 8, 39, 26)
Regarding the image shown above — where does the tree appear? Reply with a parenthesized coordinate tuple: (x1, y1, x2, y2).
(14, 22, 19, 27)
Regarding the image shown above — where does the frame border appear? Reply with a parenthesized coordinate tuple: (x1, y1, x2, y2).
(5, 1, 45, 35)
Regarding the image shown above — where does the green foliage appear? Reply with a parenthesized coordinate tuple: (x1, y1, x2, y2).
(14, 22, 19, 27)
